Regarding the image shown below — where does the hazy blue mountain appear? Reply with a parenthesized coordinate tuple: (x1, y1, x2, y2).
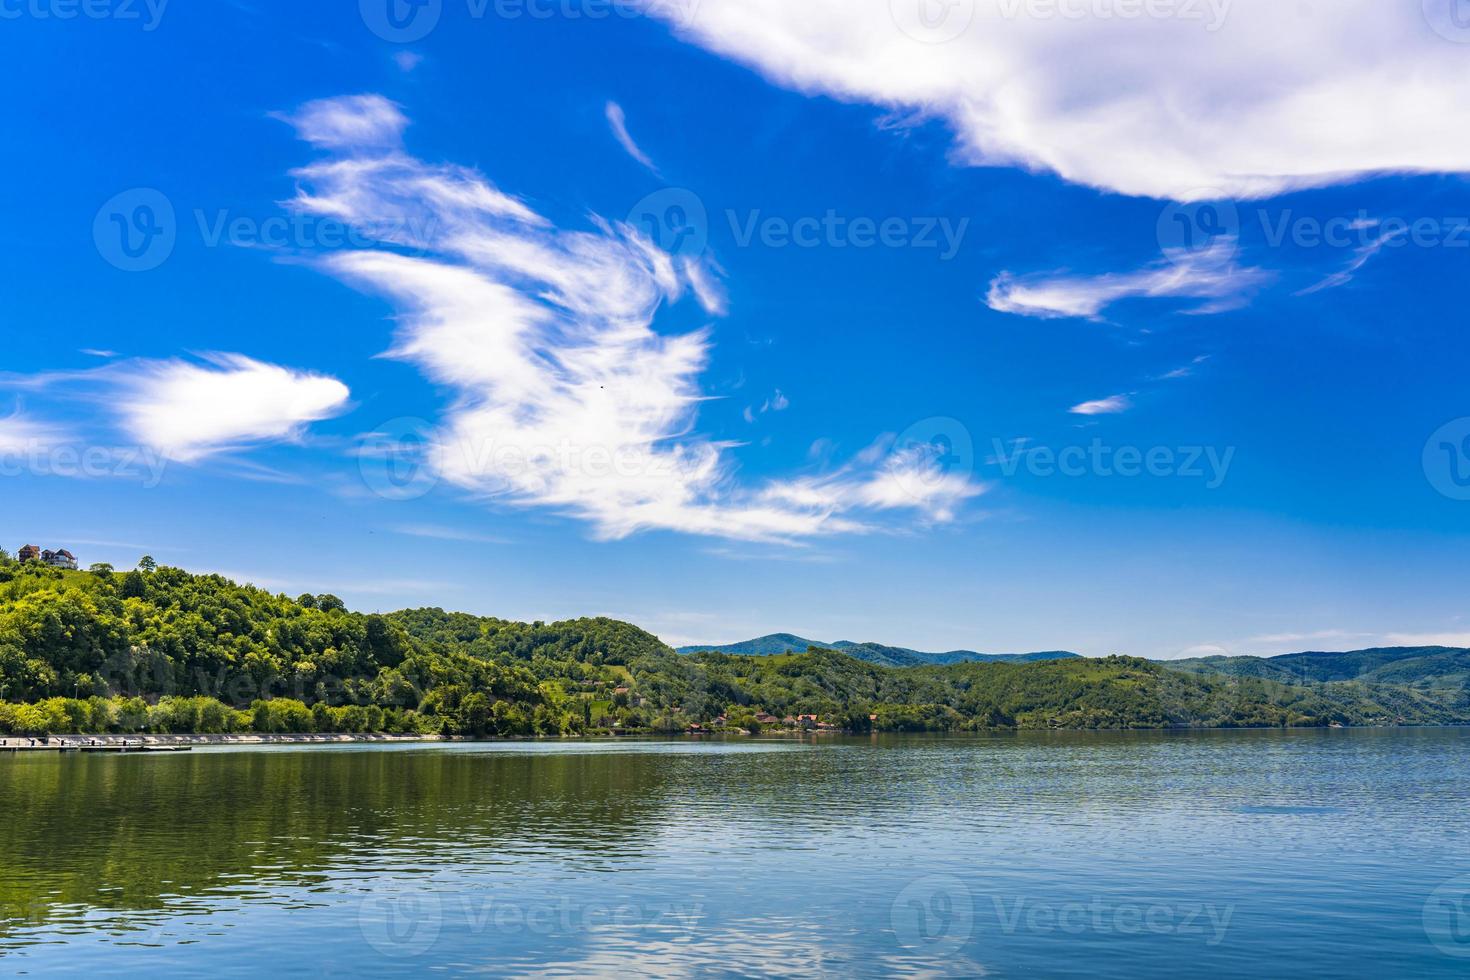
(1168, 646, 1470, 690)
(675, 634, 1080, 668)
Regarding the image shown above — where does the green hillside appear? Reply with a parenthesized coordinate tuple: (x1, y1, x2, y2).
(1171, 646, 1470, 690)
(0, 555, 1466, 736)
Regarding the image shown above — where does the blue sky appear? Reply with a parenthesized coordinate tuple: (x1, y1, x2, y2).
(3, 0, 1470, 658)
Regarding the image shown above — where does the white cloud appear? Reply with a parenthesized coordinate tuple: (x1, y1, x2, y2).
(986, 241, 1271, 319)
(281, 94, 408, 151)
(1382, 632, 1470, 649)
(1160, 355, 1210, 380)
(745, 388, 791, 422)
(286, 95, 985, 543)
(1297, 222, 1408, 296)
(110, 354, 351, 461)
(1069, 395, 1130, 416)
(0, 413, 67, 454)
(605, 100, 661, 175)
(393, 51, 423, 73)
(388, 523, 509, 545)
(651, 0, 1470, 200)
(1247, 630, 1369, 646)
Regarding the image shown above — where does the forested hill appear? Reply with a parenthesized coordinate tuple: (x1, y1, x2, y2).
(1169, 646, 1470, 688)
(676, 633, 1080, 667)
(0, 556, 1466, 736)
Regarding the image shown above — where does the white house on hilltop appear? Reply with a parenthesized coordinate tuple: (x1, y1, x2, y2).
(17, 545, 77, 570)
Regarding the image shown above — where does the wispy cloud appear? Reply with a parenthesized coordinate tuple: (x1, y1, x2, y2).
(1069, 395, 1131, 416)
(0, 354, 351, 463)
(285, 95, 985, 543)
(1247, 629, 1371, 646)
(1160, 355, 1211, 381)
(987, 242, 1272, 320)
(647, 1, 1470, 201)
(278, 93, 407, 151)
(1382, 632, 1470, 649)
(388, 523, 509, 545)
(1296, 221, 1407, 296)
(605, 100, 661, 175)
(0, 412, 68, 453)
(111, 355, 351, 462)
(744, 389, 790, 423)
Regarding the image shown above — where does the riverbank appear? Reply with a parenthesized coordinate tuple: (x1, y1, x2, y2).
(0, 732, 445, 752)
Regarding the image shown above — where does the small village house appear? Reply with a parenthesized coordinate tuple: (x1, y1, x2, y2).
(17, 544, 76, 569)
(42, 549, 78, 570)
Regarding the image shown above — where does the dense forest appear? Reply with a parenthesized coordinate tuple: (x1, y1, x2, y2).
(1, 554, 1466, 736)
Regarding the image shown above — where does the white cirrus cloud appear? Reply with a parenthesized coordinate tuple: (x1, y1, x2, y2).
(0, 356, 350, 465)
(648, 0, 1470, 201)
(1296, 221, 1408, 296)
(1382, 632, 1470, 649)
(278, 93, 408, 151)
(605, 100, 662, 175)
(0, 413, 68, 453)
(111, 354, 352, 462)
(986, 241, 1272, 319)
(285, 95, 985, 542)
(1069, 395, 1131, 416)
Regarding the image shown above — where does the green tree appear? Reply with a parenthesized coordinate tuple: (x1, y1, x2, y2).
(120, 570, 147, 598)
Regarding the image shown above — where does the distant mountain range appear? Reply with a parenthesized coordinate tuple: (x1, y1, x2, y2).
(1168, 646, 1470, 689)
(674, 633, 1081, 668)
(677, 636, 1470, 686)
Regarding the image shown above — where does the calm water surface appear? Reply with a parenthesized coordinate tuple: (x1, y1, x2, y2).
(2, 729, 1469, 977)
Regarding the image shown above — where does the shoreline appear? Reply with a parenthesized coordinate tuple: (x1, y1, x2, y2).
(2, 725, 1462, 754)
(0, 732, 445, 751)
